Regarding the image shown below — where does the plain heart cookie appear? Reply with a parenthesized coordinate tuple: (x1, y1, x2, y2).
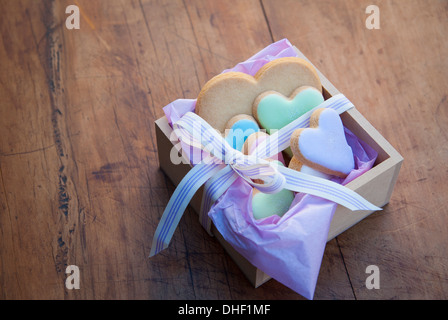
(195, 57, 322, 132)
(290, 108, 355, 178)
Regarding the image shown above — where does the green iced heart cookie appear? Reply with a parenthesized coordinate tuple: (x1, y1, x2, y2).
(251, 188, 295, 220)
(253, 86, 324, 134)
(250, 160, 295, 220)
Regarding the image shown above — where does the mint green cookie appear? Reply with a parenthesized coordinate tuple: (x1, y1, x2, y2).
(255, 86, 324, 134)
(252, 189, 295, 220)
(251, 161, 295, 220)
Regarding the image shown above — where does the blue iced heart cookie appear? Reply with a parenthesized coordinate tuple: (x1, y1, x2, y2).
(224, 115, 260, 151)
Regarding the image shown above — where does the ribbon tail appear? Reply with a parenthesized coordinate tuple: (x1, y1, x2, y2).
(199, 165, 238, 234)
(149, 162, 225, 257)
(278, 166, 381, 212)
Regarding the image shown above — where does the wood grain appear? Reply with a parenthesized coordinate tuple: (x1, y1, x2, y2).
(0, 0, 446, 300)
(263, 0, 448, 299)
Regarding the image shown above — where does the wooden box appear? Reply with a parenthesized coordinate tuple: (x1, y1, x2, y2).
(154, 47, 403, 288)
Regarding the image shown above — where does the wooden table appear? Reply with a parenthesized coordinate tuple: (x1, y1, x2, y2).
(1, 0, 446, 300)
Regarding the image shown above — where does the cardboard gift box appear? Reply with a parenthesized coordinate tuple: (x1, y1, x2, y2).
(154, 46, 403, 288)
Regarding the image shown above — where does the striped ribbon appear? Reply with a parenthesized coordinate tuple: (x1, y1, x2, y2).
(149, 94, 381, 257)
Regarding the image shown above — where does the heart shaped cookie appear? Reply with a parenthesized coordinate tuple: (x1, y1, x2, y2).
(252, 187, 295, 220)
(290, 108, 354, 178)
(252, 86, 324, 134)
(224, 115, 260, 151)
(242, 131, 294, 220)
(196, 57, 321, 132)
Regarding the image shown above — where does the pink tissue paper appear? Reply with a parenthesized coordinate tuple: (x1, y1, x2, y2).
(162, 39, 377, 299)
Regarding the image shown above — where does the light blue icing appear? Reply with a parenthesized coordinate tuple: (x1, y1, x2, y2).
(225, 119, 260, 151)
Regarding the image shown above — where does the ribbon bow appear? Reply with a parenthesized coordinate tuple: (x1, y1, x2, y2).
(149, 94, 381, 257)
